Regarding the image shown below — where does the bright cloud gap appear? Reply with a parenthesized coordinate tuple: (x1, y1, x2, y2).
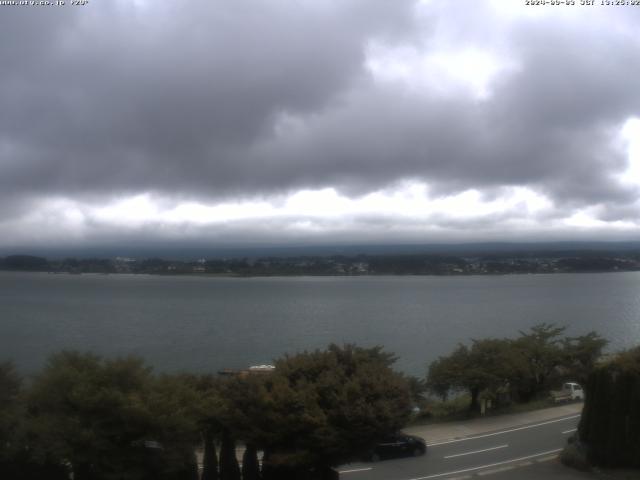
(56, 183, 558, 227)
(1, 183, 635, 247)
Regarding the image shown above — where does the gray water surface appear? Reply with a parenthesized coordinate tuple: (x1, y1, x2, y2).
(1, 271, 639, 376)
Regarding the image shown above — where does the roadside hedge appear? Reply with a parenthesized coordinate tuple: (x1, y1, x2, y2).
(578, 347, 640, 467)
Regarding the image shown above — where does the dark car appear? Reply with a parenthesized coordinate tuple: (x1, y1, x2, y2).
(369, 434, 427, 461)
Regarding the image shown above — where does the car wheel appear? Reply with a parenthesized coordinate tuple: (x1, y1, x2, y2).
(371, 453, 380, 462)
(413, 447, 423, 457)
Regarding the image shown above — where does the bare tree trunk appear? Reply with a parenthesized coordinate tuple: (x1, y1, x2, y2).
(469, 386, 480, 413)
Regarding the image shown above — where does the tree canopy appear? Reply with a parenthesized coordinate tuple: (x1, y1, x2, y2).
(579, 346, 640, 468)
(1, 332, 608, 479)
(231, 344, 412, 478)
(427, 324, 607, 411)
(1, 345, 413, 480)
(26, 351, 200, 480)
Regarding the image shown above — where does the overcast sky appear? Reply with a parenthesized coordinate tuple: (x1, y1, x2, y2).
(1, 0, 639, 251)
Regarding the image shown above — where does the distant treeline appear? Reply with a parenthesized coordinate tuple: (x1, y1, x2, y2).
(1, 250, 640, 276)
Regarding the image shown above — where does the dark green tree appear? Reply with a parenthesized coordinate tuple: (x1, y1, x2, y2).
(219, 429, 241, 480)
(426, 350, 463, 402)
(427, 339, 515, 412)
(201, 429, 219, 480)
(578, 346, 640, 467)
(561, 331, 608, 386)
(405, 376, 428, 407)
(428, 325, 607, 409)
(27, 352, 160, 480)
(145, 374, 204, 480)
(511, 323, 567, 401)
(181, 373, 223, 480)
(241, 443, 261, 480)
(0, 361, 21, 451)
(466, 339, 517, 411)
(0, 363, 68, 480)
(185, 451, 200, 480)
(258, 344, 411, 478)
(216, 375, 272, 479)
(2, 255, 49, 271)
(26, 351, 200, 480)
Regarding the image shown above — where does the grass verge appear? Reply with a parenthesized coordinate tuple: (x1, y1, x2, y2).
(409, 395, 579, 426)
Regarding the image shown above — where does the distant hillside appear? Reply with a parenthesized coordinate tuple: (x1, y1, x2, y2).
(2, 240, 640, 261)
(2, 245, 640, 276)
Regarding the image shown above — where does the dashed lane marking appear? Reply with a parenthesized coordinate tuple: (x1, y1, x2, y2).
(444, 444, 508, 459)
(426, 415, 580, 447)
(404, 448, 563, 480)
(562, 428, 577, 434)
(339, 467, 373, 474)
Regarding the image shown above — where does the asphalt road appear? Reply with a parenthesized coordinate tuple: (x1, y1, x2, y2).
(338, 413, 581, 480)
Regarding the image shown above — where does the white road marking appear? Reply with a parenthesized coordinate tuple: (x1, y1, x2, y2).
(405, 448, 562, 480)
(338, 467, 373, 474)
(427, 415, 580, 446)
(562, 428, 577, 434)
(444, 444, 508, 459)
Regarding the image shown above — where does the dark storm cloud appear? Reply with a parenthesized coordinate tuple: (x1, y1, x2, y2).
(0, 0, 416, 200)
(1, 0, 640, 241)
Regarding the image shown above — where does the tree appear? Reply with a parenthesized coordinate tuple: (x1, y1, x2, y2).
(257, 344, 411, 479)
(561, 331, 608, 386)
(511, 323, 567, 401)
(465, 339, 517, 411)
(241, 443, 261, 480)
(26, 351, 201, 480)
(27, 352, 158, 480)
(201, 429, 219, 480)
(405, 376, 428, 407)
(0, 361, 70, 480)
(578, 346, 640, 468)
(145, 374, 204, 480)
(2, 255, 48, 271)
(427, 339, 516, 412)
(427, 324, 598, 408)
(0, 361, 21, 449)
(426, 345, 467, 402)
(178, 373, 222, 480)
(219, 429, 241, 480)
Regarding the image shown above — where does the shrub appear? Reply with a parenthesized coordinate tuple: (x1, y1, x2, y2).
(578, 347, 640, 468)
(560, 437, 590, 472)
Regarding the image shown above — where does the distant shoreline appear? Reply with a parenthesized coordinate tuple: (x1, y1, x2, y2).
(2, 269, 639, 279)
(2, 249, 640, 277)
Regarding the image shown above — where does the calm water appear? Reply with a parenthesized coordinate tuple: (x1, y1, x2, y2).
(1, 271, 639, 376)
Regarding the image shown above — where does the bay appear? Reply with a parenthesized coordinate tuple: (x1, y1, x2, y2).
(1, 271, 639, 377)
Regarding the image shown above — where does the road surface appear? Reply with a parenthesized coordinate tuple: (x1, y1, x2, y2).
(338, 413, 580, 480)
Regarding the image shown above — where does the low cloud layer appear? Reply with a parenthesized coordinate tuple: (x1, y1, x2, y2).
(1, 0, 640, 249)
